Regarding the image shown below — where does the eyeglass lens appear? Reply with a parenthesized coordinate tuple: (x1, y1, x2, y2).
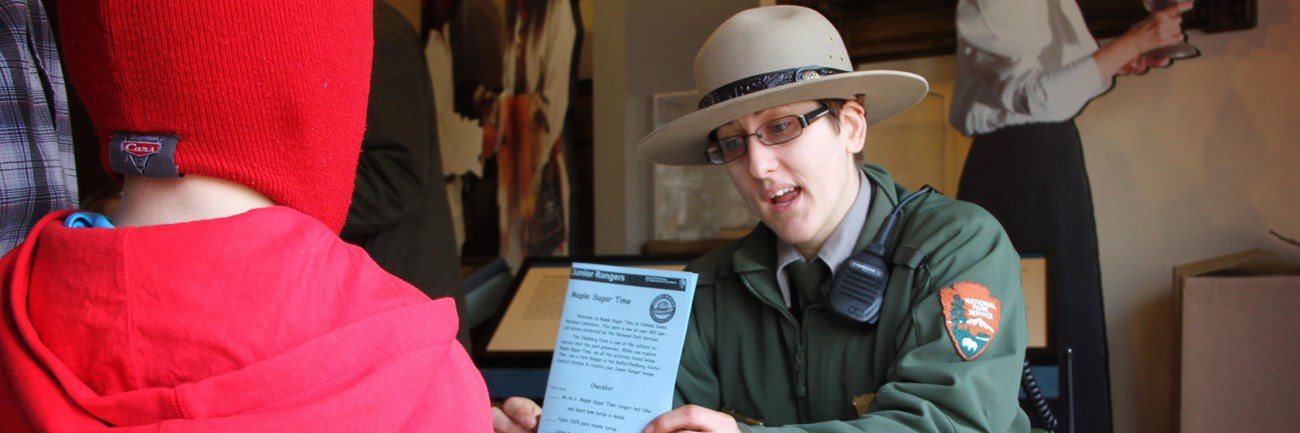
(706, 106, 828, 165)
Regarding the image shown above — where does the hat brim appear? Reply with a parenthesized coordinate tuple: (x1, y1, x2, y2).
(637, 70, 929, 166)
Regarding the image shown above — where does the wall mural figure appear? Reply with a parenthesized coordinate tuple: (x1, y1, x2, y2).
(425, 0, 581, 268)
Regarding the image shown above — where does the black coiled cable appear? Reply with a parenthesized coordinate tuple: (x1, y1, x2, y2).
(1022, 359, 1058, 433)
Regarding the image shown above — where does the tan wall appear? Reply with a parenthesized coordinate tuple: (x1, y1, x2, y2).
(593, 0, 757, 255)
(860, 2, 1300, 432)
(1078, 1, 1300, 431)
(861, 2, 1300, 431)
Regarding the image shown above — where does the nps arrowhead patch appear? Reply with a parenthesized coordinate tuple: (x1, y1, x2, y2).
(940, 282, 1002, 361)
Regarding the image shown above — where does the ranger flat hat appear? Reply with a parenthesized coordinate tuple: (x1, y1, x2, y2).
(637, 5, 929, 165)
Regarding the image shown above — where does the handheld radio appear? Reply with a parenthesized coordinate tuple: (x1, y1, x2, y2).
(824, 185, 936, 326)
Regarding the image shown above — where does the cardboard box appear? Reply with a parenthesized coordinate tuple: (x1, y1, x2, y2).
(1173, 249, 1300, 433)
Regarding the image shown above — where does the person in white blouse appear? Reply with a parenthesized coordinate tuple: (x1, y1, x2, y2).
(952, 0, 1191, 134)
(949, 2, 1193, 433)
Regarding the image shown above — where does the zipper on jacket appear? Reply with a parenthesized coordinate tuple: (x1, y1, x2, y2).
(739, 273, 811, 420)
(795, 325, 808, 399)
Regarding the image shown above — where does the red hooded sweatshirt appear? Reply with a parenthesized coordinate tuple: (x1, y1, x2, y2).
(0, 208, 491, 432)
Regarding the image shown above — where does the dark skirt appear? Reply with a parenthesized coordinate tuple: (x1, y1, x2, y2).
(958, 121, 1112, 433)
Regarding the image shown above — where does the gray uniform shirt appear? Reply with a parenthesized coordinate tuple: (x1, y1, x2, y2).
(775, 170, 871, 308)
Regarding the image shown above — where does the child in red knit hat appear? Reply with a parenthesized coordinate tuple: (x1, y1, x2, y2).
(0, 1, 491, 431)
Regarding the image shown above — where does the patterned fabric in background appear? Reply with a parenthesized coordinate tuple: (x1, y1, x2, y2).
(0, 0, 78, 255)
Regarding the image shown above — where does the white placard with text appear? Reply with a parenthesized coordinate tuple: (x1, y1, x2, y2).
(539, 263, 697, 433)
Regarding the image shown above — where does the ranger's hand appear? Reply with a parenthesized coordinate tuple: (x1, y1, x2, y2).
(642, 405, 742, 433)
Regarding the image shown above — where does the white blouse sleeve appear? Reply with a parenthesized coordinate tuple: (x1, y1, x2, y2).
(951, 0, 1110, 135)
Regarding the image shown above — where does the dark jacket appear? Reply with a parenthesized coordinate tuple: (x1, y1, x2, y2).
(675, 165, 1031, 432)
(343, 1, 465, 344)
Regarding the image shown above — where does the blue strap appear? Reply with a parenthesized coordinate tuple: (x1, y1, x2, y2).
(64, 212, 116, 229)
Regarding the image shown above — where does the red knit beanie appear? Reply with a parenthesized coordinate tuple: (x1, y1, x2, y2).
(58, 0, 374, 233)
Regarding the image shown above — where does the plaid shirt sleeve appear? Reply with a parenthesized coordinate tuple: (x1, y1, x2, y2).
(0, 0, 78, 255)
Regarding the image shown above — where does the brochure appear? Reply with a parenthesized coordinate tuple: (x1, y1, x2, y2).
(538, 263, 697, 433)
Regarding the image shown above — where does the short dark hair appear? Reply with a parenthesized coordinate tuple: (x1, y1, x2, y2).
(818, 99, 846, 132)
(817, 98, 866, 163)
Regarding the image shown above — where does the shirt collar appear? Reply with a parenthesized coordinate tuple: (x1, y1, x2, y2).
(775, 169, 872, 307)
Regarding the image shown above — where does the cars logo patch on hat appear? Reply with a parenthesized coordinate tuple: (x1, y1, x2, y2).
(940, 282, 1002, 361)
(109, 132, 181, 178)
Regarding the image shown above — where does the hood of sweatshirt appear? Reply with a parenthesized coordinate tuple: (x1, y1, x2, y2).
(1, 208, 490, 432)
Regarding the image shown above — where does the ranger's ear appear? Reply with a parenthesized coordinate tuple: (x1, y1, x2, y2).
(841, 98, 868, 154)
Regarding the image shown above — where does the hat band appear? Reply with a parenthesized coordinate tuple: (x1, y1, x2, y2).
(698, 66, 847, 109)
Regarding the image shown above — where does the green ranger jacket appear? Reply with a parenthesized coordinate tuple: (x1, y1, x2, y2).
(674, 165, 1031, 433)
